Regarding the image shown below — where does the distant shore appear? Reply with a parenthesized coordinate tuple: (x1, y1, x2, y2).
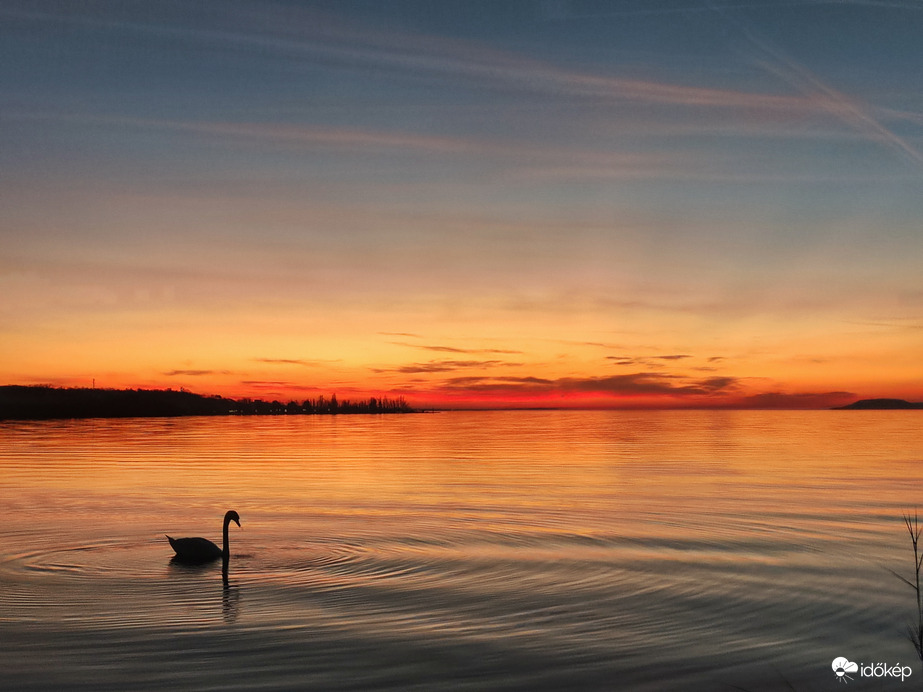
(832, 398, 923, 410)
(2, 386, 920, 420)
(0, 386, 415, 420)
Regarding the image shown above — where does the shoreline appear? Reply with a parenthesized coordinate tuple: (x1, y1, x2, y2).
(2, 386, 921, 420)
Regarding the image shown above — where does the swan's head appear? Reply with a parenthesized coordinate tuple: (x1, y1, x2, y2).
(226, 510, 241, 528)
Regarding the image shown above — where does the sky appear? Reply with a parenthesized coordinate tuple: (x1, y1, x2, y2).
(1, 0, 922, 409)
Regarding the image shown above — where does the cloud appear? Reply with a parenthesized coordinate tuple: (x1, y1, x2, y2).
(238, 380, 326, 393)
(419, 345, 485, 354)
(846, 318, 923, 332)
(562, 373, 737, 396)
(376, 359, 515, 374)
(163, 369, 231, 377)
(4, 114, 703, 186)
(390, 342, 523, 355)
(607, 354, 692, 367)
(19, 0, 918, 189)
(143, 2, 808, 114)
(16, 102, 880, 188)
(712, 0, 923, 169)
(143, 119, 485, 156)
(441, 371, 739, 397)
(444, 375, 555, 388)
(9, 1, 845, 149)
(253, 357, 335, 366)
(698, 376, 738, 391)
(427, 372, 856, 409)
(574, 341, 625, 349)
(240, 380, 293, 388)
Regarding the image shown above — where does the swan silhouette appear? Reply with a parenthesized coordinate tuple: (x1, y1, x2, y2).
(167, 510, 240, 564)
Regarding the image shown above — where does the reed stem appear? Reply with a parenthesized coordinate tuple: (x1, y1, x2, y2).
(901, 511, 923, 660)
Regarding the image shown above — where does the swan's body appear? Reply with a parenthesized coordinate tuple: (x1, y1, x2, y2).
(167, 510, 240, 564)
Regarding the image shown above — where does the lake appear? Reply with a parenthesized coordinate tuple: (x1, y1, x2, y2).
(1, 410, 920, 690)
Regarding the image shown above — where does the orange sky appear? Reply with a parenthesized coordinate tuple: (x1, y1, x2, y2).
(2, 2, 922, 408)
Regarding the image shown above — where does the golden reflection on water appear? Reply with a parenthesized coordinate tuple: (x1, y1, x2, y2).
(1, 410, 921, 690)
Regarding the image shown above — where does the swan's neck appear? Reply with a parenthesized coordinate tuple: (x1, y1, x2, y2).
(222, 517, 231, 559)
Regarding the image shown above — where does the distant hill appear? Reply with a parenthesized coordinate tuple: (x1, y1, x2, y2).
(834, 398, 923, 410)
(0, 386, 414, 420)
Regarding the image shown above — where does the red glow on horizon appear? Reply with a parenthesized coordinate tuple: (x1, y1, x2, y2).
(11, 375, 908, 411)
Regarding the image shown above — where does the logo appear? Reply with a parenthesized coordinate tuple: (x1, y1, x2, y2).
(832, 657, 912, 684)
(832, 657, 858, 683)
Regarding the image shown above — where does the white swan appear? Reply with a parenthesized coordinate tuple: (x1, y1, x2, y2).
(167, 510, 240, 564)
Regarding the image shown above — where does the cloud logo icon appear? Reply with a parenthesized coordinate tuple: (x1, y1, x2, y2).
(832, 657, 859, 683)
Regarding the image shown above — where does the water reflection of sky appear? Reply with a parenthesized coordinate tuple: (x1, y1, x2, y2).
(0, 411, 920, 689)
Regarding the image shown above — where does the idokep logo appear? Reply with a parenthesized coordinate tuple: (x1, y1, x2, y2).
(832, 657, 913, 684)
(832, 658, 858, 683)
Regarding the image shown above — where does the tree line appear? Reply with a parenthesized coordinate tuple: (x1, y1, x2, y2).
(0, 385, 415, 420)
(234, 393, 414, 415)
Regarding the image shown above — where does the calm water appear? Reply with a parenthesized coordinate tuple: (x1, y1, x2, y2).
(1, 410, 921, 690)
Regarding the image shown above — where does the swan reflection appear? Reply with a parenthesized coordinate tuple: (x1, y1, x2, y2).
(167, 556, 242, 624)
(222, 563, 240, 623)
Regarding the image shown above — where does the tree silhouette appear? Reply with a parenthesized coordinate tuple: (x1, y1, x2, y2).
(0, 386, 416, 419)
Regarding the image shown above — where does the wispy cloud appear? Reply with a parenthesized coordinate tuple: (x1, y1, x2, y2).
(429, 372, 857, 409)
(12, 0, 919, 179)
(445, 375, 555, 388)
(240, 380, 293, 388)
(7, 111, 712, 182)
(238, 380, 327, 393)
(253, 357, 335, 367)
(710, 0, 923, 168)
(6, 0, 830, 116)
(375, 359, 516, 374)
(441, 371, 740, 397)
(219, 3, 811, 113)
(390, 342, 523, 355)
(400, 362, 502, 374)
(607, 354, 694, 368)
(539, 1, 845, 21)
(163, 369, 231, 377)
(564, 373, 737, 396)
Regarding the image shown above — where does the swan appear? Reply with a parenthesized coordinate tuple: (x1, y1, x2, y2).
(167, 510, 240, 564)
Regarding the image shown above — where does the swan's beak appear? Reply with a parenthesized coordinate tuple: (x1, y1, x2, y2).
(234, 518, 241, 528)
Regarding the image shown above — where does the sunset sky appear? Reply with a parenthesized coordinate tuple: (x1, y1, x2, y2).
(2, 0, 921, 408)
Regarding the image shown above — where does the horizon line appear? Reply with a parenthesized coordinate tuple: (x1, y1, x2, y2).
(1, 384, 915, 412)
